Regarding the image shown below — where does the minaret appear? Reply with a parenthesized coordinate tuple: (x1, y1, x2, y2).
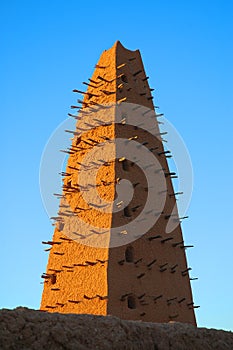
(40, 41, 196, 325)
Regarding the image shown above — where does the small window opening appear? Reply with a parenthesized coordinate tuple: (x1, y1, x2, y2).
(122, 159, 129, 171)
(50, 274, 57, 285)
(124, 207, 131, 218)
(121, 74, 128, 83)
(125, 246, 134, 262)
(127, 295, 136, 309)
(67, 180, 72, 187)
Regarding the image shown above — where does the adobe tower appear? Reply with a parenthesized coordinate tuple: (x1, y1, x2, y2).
(40, 41, 197, 325)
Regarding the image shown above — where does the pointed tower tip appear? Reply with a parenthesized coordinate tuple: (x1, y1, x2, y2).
(113, 40, 124, 48)
(111, 41, 138, 53)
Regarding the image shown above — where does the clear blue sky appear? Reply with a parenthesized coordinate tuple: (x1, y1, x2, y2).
(1, 0, 233, 331)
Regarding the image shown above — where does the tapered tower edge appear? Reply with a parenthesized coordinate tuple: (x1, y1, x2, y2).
(40, 41, 197, 326)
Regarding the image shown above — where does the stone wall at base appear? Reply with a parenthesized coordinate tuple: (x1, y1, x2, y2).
(0, 308, 232, 350)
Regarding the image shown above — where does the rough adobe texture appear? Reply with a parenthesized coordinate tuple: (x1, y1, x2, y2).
(41, 41, 196, 325)
(0, 308, 233, 350)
